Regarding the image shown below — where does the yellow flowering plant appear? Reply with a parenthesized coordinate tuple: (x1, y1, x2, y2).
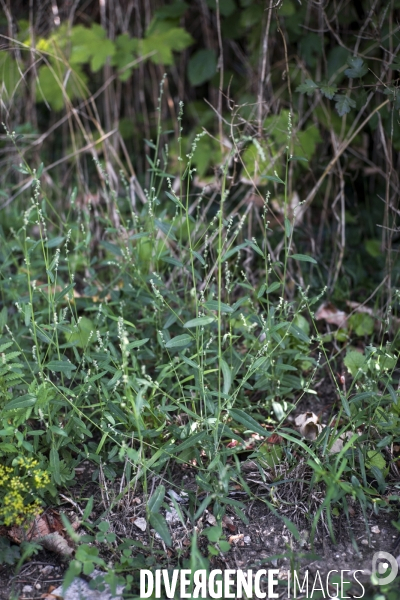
(0, 457, 51, 527)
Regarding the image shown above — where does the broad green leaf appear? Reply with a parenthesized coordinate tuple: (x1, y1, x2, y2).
(343, 350, 366, 377)
(165, 334, 193, 348)
(291, 253, 317, 264)
(184, 316, 215, 328)
(229, 408, 270, 437)
(220, 359, 232, 396)
(348, 313, 374, 337)
(4, 394, 36, 411)
(188, 49, 217, 86)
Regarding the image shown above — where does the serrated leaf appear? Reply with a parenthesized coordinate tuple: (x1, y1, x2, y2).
(320, 82, 337, 99)
(296, 78, 319, 96)
(334, 94, 356, 116)
(291, 253, 317, 264)
(344, 56, 368, 78)
(184, 316, 215, 328)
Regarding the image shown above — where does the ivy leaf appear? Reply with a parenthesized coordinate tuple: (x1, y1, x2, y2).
(188, 49, 217, 86)
(295, 79, 318, 96)
(319, 82, 337, 99)
(334, 94, 356, 116)
(344, 56, 368, 78)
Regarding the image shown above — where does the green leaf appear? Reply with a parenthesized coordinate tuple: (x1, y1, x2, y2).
(4, 394, 36, 411)
(149, 513, 172, 546)
(46, 360, 77, 372)
(127, 338, 149, 350)
(36, 63, 88, 111)
(165, 334, 193, 348)
(46, 236, 65, 248)
(112, 33, 139, 81)
(202, 525, 222, 542)
(344, 56, 368, 79)
(70, 24, 115, 71)
(348, 313, 374, 337)
(64, 317, 95, 349)
(220, 359, 232, 395)
(343, 350, 366, 377)
(266, 282, 281, 294)
(142, 22, 193, 65)
(291, 253, 317, 264)
(184, 316, 215, 328)
(261, 174, 285, 184)
(50, 447, 61, 485)
(188, 48, 217, 86)
(296, 79, 318, 96)
(229, 408, 270, 437)
(148, 485, 166, 513)
(334, 94, 356, 117)
(288, 155, 309, 162)
(203, 300, 234, 314)
(221, 242, 248, 261)
(206, 0, 236, 16)
(320, 82, 338, 99)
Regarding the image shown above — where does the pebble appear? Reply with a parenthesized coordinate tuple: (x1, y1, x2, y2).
(22, 585, 33, 593)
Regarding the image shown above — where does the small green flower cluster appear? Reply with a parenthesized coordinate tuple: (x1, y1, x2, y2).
(0, 457, 50, 526)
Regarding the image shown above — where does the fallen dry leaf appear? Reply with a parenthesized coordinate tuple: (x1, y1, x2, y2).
(315, 302, 347, 328)
(295, 412, 322, 441)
